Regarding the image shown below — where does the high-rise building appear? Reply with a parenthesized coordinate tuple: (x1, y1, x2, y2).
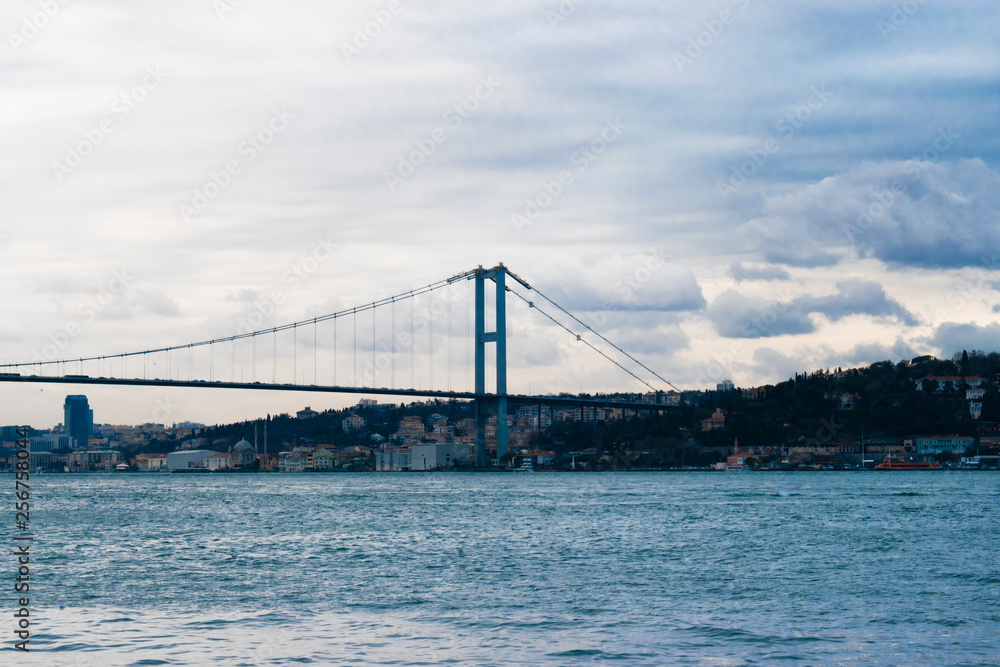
(64, 395, 93, 448)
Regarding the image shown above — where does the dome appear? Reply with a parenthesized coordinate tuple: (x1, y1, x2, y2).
(234, 440, 253, 449)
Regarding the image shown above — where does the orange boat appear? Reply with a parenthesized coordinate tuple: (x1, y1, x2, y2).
(874, 456, 941, 470)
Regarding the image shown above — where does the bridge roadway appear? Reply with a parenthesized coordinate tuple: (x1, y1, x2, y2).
(0, 375, 676, 412)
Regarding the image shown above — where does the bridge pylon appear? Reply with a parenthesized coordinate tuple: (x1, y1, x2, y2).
(474, 264, 508, 467)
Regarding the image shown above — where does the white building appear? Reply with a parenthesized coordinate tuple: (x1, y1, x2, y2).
(142, 455, 168, 471)
(375, 448, 411, 471)
(205, 453, 230, 470)
(410, 442, 469, 470)
(166, 449, 216, 471)
(278, 452, 306, 472)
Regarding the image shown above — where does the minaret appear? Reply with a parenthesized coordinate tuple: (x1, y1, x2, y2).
(254, 422, 259, 458)
(734, 437, 739, 455)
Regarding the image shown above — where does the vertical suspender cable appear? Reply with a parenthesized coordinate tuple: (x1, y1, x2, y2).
(447, 285, 452, 392)
(428, 291, 433, 391)
(466, 280, 470, 392)
(391, 299, 395, 388)
(410, 296, 414, 389)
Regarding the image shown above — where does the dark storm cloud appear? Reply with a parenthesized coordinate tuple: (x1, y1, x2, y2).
(707, 279, 917, 338)
(932, 322, 1000, 358)
(740, 159, 1000, 269)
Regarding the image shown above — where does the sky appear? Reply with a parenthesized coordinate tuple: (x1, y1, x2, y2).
(1, 0, 998, 429)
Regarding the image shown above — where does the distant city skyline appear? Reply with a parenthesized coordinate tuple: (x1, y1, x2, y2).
(2, 1, 998, 426)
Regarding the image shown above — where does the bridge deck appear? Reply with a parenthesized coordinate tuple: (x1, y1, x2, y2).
(0, 375, 676, 411)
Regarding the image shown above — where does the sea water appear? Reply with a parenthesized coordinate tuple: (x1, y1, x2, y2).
(11, 472, 1000, 665)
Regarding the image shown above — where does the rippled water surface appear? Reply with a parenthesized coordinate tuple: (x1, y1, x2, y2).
(13, 472, 1000, 665)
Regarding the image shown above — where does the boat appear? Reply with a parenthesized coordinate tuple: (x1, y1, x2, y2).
(874, 456, 941, 470)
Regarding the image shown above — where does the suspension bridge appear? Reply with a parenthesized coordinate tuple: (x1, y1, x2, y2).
(0, 264, 678, 465)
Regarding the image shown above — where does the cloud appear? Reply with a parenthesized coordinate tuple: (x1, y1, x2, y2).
(706, 289, 814, 338)
(832, 338, 920, 367)
(729, 261, 790, 282)
(740, 159, 1000, 269)
(750, 347, 802, 383)
(797, 278, 917, 326)
(932, 322, 1000, 358)
(748, 337, 920, 386)
(707, 279, 917, 338)
(136, 289, 181, 317)
(529, 253, 706, 314)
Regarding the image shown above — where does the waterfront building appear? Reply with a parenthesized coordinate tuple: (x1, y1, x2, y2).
(410, 442, 469, 470)
(278, 451, 306, 472)
(166, 449, 216, 471)
(521, 450, 556, 465)
(375, 447, 411, 471)
(68, 449, 122, 469)
(312, 447, 335, 470)
(228, 440, 256, 468)
(911, 436, 975, 455)
(977, 421, 1000, 446)
(259, 454, 278, 471)
(143, 455, 168, 471)
(205, 453, 230, 470)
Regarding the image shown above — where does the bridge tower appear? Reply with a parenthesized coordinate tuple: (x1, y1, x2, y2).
(474, 264, 508, 467)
